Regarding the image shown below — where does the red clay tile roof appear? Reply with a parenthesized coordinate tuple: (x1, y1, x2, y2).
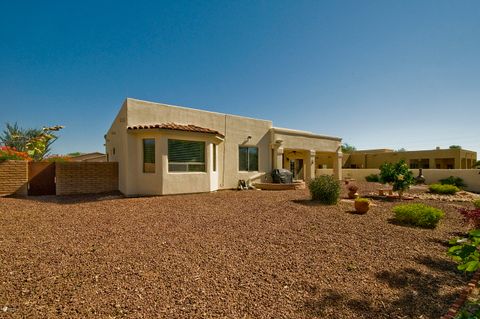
(127, 123, 224, 137)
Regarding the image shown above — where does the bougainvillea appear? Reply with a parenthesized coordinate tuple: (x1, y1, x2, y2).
(0, 146, 31, 161)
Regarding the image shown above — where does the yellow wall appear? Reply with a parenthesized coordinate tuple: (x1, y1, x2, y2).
(342, 149, 477, 169)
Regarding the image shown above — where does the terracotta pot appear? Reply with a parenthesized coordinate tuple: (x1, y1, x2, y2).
(354, 201, 370, 214)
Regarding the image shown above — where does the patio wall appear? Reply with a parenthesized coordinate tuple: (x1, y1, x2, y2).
(0, 160, 28, 196)
(56, 162, 119, 195)
(316, 168, 480, 193)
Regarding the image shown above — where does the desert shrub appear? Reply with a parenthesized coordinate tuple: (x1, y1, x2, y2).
(365, 174, 380, 182)
(448, 229, 480, 273)
(429, 183, 459, 195)
(379, 160, 414, 196)
(474, 200, 480, 209)
(439, 176, 467, 188)
(309, 175, 340, 205)
(393, 203, 444, 228)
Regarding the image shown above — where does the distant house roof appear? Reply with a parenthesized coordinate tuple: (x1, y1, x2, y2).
(71, 152, 107, 162)
(127, 122, 225, 138)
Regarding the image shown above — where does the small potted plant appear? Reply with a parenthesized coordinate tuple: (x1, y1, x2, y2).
(354, 198, 370, 214)
(347, 184, 359, 199)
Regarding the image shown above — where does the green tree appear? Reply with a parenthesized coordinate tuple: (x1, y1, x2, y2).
(0, 123, 64, 161)
(379, 160, 414, 198)
(396, 148, 406, 152)
(0, 122, 42, 152)
(67, 152, 82, 157)
(449, 145, 462, 149)
(474, 160, 480, 168)
(341, 143, 356, 153)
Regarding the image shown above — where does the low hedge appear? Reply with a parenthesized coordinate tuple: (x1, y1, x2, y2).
(365, 174, 380, 183)
(429, 183, 460, 195)
(393, 203, 444, 228)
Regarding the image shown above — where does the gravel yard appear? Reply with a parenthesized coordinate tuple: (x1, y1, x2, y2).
(0, 182, 472, 318)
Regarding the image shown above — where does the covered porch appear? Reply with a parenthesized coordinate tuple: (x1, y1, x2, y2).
(270, 127, 343, 181)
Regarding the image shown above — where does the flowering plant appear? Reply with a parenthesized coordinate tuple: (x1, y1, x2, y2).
(459, 207, 480, 229)
(0, 146, 31, 161)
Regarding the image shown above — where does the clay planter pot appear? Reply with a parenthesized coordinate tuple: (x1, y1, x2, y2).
(354, 200, 370, 214)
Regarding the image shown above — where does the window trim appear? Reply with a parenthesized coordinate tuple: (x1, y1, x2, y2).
(238, 146, 259, 172)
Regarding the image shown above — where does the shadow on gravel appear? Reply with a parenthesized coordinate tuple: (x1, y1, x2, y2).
(22, 191, 125, 205)
(300, 267, 460, 318)
(291, 199, 328, 207)
(416, 255, 466, 276)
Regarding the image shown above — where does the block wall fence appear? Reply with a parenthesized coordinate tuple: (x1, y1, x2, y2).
(0, 161, 118, 196)
(0, 160, 28, 196)
(55, 162, 118, 195)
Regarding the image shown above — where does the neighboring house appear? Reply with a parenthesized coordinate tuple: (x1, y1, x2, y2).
(338, 148, 477, 169)
(70, 152, 107, 162)
(105, 98, 343, 196)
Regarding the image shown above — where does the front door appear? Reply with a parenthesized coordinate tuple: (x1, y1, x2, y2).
(289, 159, 304, 180)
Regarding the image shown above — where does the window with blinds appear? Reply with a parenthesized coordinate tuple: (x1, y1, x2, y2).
(168, 139, 206, 172)
(239, 146, 258, 171)
(143, 139, 155, 173)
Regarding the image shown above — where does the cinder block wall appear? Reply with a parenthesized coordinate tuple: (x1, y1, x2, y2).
(0, 160, 28, 196)
(56, 162, 118, 195)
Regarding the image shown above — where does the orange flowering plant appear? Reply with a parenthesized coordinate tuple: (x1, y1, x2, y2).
(0, 146, 32, 161)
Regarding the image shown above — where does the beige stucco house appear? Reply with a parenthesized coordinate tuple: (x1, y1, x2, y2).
(105, 98, 342, 196)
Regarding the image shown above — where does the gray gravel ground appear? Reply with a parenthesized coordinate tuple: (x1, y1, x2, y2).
(0, 182, 473, 318)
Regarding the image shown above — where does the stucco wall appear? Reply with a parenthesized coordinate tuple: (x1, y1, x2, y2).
(0, 160, 28, 196)
(106, 98, 342, 196)
(342, 149, 477, 169)
(316, 168, 480, 193)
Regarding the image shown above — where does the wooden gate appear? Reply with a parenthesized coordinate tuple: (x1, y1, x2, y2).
(28, 162, 56, 195)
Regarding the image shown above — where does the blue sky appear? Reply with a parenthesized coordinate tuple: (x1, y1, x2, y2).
(1, 0, 479, 154)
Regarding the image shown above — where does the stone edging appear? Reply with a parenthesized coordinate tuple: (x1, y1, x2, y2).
(441, 270, 480, 319)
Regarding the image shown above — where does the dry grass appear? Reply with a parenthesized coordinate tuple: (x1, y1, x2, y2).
(0, 182, 472, 318)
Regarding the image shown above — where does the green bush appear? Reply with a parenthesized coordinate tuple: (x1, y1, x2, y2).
(474, 200, 480, 209)
(429, 183, 460, 195)
(365, 174, 380, 182)
(393, 204, 444, 228)
(309, 175, 340, 205)
(439, 176, 467, 188)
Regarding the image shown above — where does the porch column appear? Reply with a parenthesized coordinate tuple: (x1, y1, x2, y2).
(304, 150, 316, 181)
(333, 150, 343, 180)
(273, 147, 284, 169)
